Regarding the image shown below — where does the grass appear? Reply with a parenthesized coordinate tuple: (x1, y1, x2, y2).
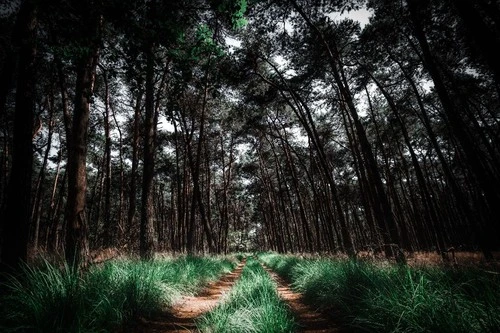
(259, 252, 500, 333)
(197, 256, 296, 333)
(0, 254, 238, 333)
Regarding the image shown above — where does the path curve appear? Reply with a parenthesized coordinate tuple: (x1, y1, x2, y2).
(132, 259, 246, 333)
(263, 265, 344, 333)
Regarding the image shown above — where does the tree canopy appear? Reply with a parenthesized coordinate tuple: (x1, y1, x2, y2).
(1, 0, 499, 270)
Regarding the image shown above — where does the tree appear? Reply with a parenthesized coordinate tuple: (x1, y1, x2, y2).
(406, 0, 500, 259)
(64, 0, 102, 269)
(0, 0, 37, 272)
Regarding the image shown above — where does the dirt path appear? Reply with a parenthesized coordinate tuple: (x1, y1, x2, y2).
(263, 265, 345, 333)
(131, 260, 246, 333)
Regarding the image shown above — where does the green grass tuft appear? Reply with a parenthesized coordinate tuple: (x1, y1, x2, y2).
(0, 255, 237, 333)
(260, 252, 500, 333)
(198, 256, 296, 333)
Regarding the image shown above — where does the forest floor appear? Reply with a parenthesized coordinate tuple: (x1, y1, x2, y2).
(110, 251, 500, 332)
(263, 265, 345, 333)
(127, 259, 246, 333)
(125, 257, 347, 332)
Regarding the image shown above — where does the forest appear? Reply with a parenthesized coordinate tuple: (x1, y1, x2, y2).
(0, 0, 499, 332)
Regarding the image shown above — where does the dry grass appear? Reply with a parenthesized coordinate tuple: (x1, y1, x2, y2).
(286, 250, 500, 271)
(406, 251, 500, 268)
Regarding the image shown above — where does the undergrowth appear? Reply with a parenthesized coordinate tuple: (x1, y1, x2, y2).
(197, 256, 296, 333)
(0, 254, 237, 333)
(259, 252, 500, 333)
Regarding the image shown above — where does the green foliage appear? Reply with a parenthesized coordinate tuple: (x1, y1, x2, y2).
(168, 23, 225, 77)
(231, 0, 248, 29)
(210, 0, 247, 29)
(0, 256, 237, 333)
(260, 253, 500, 333)
(197, 256, 296, 332)
(192, 24, 225, 59)
(51, 44, 95, 62)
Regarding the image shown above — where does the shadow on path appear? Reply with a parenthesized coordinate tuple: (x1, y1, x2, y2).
(263, 265, 346, 333)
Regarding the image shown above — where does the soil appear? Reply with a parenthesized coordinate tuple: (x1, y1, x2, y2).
(125, 258, 346, 332)
(263, 265, 346, 333)
(127, 259, 246, 333)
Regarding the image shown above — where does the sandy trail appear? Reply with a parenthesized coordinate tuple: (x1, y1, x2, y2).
(130, 259, 245, 333)
(129, 259, 344, 332)
(263, 265, 345, 333)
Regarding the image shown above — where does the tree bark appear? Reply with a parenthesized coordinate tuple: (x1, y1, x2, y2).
(127, 90, 143, 241)
(31, 94, 55, 251)
(140, 42, 157, 260)
(101, 69, 113, 247)
(65, 1, 101, 269)
(1, 0, 37, 272)
(289, 0, 404, 262)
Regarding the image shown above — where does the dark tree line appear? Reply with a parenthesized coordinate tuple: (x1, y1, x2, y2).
(1, 0, 499, 271)
(241, 0, 500, 262)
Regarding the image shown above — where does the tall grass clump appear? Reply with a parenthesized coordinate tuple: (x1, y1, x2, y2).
(198, 256, 296, 333)
(258, 252, 301, 281)
(161, 255, 237, 295)
(0, 260, 87, 333)
(0, 255, 238, 333)
(260, 252, 500, 333)
(356, 266, 500, 333)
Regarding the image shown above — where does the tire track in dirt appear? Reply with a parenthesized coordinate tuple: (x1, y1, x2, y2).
(132, 259, 246, 333)
(263, 265, 344, 333)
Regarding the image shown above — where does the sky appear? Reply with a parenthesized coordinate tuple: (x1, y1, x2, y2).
(226, 5, 374, 50)
(329, 7, 373, 29)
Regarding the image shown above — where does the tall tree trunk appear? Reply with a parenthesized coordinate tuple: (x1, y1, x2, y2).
(46, 146, 63, 250)
(293, 91, 354, 255)
(173, 121, 184, 252)
(192, 84, 214, 252)
(452, 1, 500, 90)
(368, 71, 446, 255)
(388, 48, 483, 251)
(127, 90, 143, 240)
(1, 0, 37, 272)
(342, 88, 379, 251)
(0, 46, 16, 119)
(0, 128, 8, 209)
(87, 152, 104, 244)
(111, 99, 125, 244)
(65, 1, 101, 269)
(31, 94, 55, 251)
(290, 1, 404, 262)
(140, 42, 156, 260)
(275, 121, 313, 252)
(101, 70, 113, 247)
(260, 47, 355, 256)
(407, 0, 500, 259)
(48, 169, 67, 253)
